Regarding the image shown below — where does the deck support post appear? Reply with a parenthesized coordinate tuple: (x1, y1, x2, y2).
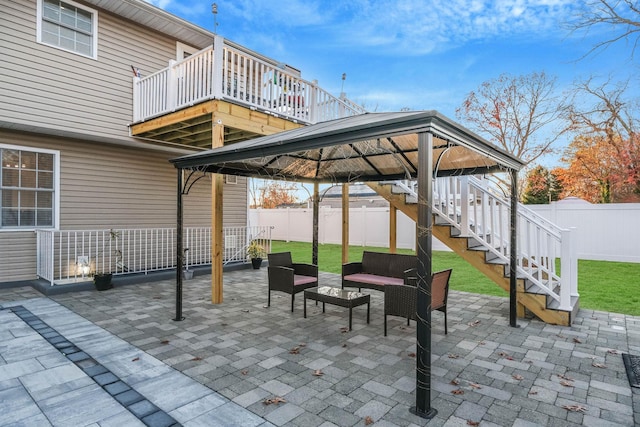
(412, 132, 437, 419)
(211, 121, 224, 303)
(389, 206, 397, 253)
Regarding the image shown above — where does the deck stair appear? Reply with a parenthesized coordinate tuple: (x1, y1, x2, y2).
(368, 176, 579, 326)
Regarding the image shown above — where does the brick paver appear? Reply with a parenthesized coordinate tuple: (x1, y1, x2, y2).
(0, 268, 638, 426)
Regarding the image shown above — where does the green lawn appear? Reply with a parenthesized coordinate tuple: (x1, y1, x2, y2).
(270, 241, 640, 316)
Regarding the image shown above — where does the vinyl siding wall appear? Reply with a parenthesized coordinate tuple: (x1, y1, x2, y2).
(0, 132, 247, 282)
(0, 0, 185, 139)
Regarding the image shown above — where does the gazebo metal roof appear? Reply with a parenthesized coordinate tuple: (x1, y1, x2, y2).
(170, 111, 524, 181)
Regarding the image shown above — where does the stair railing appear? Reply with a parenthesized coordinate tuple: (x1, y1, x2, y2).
(397, 176, 577, 311)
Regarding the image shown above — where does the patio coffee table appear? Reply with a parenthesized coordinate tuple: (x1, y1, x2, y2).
(303, 286, 370, 331)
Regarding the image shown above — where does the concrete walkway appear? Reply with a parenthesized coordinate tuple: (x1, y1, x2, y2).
(1, 269, 638, 426)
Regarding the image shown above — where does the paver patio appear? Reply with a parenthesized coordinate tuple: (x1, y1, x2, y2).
(1, 268, 638, 426)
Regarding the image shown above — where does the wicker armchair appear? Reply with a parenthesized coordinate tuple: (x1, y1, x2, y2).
(267, 252, 318, 312)
(383, 269, 452, 336)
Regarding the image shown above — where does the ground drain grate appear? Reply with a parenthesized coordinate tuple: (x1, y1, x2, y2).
(9, 305, 182, 427)
(622, 353, 640, 388)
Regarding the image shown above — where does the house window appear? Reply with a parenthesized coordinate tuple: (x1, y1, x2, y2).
(37, 0, 98, 59)
(1, 146, 59, 229)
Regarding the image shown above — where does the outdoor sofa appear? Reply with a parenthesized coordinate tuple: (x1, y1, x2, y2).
(341, 251, 417, 292)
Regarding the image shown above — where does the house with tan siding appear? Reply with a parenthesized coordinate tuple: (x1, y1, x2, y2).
(0, 0, 364, 287)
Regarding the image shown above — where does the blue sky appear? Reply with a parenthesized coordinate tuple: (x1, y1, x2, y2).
(147, 0, 637, 169)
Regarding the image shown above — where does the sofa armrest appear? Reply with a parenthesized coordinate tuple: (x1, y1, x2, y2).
(292, 262, 318, 277)
(403, 267, 417, 285)
(342, 262, 363, 277)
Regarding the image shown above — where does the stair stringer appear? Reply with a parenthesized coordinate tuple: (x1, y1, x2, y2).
(367, 182, 571, 326)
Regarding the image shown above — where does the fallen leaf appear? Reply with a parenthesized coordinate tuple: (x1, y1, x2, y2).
(560, 380, 573, 387)
(241, 309, 250, 313)
(467, 421, 480, 426)
(469, 382, 482, 389)
(556, 333, 564, 338)
(467, 320, 481, 327)
(607, 349, 619, 355)
(289, 347, 300, 355)
(342, 343, 348, 348)
(299, 343, 307, 347)
(153, 296, 161, 299)
(191, 356, 202, 361)
(364, 416, 374, 425)
(525, 360, 534, 364)
(312, 369, 324, 376)
(506, 356, 514, 360)
(592, 361, 606, 368)
(263, 396, 286, 405)
(399, 326, 406, 330)
(573, 337, 582, 344)
(450, 378, 460, 385)
(498, 351, 509, 357)
(132, 357, 140, 362)
(451, 389, 464, 395)
(408, 352, 416, 358)
(512, 374, 524, 381)
(160, 340, 169, 345)
(241, 370, 248, 375)
(448, 353, 459, 359)
(221, 323, 228, 326)
(562, 404, 587, 413)
(478, 341, 486, 345)
(557, 373, 573, 381)
(528, 391, 538, 395)
(340, 327, 349, 333)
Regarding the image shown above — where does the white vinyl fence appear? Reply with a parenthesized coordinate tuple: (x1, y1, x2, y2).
(249, 207, 451, 251)
(250, 201, 640, 263)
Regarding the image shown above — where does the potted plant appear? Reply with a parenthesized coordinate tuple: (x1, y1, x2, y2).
(93, 229, 120, 291)
(247, 240, 265, 269)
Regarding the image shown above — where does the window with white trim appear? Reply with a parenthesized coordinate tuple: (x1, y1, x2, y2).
(37, 0, 98, 59)
(1, 146, 59, 229)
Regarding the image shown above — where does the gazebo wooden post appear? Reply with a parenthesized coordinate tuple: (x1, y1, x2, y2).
(389, 206, 397, 253)
(342, 183, 349, 263)
(174, 168, 185, 321)
(412, 131, 437, 419)
(211, 122, 224, 303)
(312, 182, 319, 265)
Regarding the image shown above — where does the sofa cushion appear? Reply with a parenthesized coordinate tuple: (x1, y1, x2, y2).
(294, 275, 317, 286)
(343, 273, 404, 286)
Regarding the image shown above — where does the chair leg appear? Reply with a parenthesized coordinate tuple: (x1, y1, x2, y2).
(444, 310, 448, 335)
(384, 314, 387, 337)
(291, 294, 295, 312)
(406, 318, 410, 326)
(268, 290, 271, 307)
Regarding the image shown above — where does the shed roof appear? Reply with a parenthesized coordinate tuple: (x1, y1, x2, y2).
(170, 111, 524, 183)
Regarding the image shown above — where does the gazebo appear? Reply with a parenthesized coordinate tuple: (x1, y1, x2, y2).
(169, 110, 525, 418)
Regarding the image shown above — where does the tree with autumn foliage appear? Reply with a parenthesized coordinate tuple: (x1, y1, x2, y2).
(521, 166, 562, 204)
(249, 179, 299, 208)
(561, 78, 640, 201)
(554, 134, 632, 203)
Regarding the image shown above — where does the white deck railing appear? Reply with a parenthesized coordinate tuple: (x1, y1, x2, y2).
(431, 176, 578, 311)
(36, 226, 272, 286)
(133, 36, 367, 124)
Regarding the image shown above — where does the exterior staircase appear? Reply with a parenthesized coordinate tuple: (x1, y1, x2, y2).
(368, 176, 580, 326)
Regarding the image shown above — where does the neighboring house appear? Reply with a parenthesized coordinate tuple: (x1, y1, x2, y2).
(0, 0, 363, 285)
(319, 184, 389, 208)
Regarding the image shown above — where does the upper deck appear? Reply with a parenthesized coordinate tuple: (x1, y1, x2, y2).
(131, 36, 366, 148)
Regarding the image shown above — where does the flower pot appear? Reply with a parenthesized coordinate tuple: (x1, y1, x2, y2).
(183, 269, 194, 280)
(251, 257, 263, 269)
(94, 273, 113, 291)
